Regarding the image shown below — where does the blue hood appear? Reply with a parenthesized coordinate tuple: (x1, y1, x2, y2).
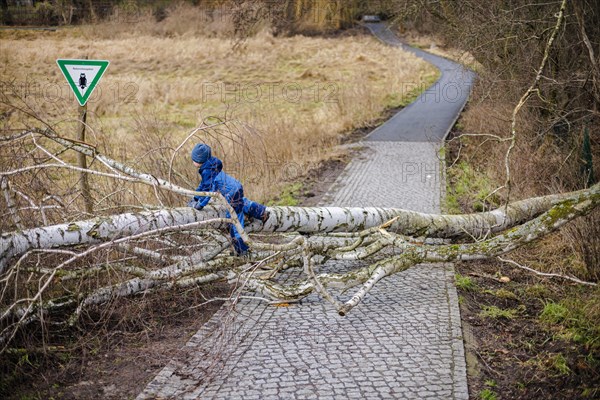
(199, 156, 223, 175)
(194, 156, 242, 207)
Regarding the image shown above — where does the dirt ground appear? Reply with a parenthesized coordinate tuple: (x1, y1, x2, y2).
(1, 283, 228, 399)
(456, 259, 599, 399)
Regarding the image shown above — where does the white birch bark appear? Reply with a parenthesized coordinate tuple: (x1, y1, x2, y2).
(2, 182, 597, 273)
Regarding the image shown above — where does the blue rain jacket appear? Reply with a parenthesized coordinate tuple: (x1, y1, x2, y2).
(193, 156, 243, 208)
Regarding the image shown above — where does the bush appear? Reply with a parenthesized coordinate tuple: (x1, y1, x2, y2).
(34, 1, 58, 25)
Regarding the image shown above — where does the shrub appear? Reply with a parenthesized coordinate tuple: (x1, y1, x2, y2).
(34, 1, 59, 25)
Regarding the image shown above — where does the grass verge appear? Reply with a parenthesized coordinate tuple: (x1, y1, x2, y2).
(456, 259, 600, 399)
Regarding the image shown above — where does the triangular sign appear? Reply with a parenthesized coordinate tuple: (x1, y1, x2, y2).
(56, 59, 109, 106)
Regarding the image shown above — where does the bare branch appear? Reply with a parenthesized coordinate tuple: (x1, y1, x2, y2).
(505, 0, 567, 203)
(497, 257, 597, 286)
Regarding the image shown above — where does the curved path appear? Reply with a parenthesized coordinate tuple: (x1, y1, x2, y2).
(365, 23, 475, 142)
(138, 23, 474, 399)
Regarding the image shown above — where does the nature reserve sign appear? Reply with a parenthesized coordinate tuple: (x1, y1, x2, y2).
(56, 59, 110, 106)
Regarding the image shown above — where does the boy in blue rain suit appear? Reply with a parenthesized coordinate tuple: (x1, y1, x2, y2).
(188, 144, 269, 256)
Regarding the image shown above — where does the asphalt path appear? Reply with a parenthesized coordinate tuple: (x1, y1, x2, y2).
(364, 23, 476, 142)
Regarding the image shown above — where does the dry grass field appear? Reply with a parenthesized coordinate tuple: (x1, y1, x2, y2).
(1, 6, 437, 207)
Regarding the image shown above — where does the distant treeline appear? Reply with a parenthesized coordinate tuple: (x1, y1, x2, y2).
(0, 0, 394, 28)
(1, 0, 119, 25)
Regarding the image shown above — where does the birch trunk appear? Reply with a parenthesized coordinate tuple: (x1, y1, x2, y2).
(2, 183, 598, 273)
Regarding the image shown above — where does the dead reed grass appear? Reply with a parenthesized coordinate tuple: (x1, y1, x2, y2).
(0, 13, 434, 205)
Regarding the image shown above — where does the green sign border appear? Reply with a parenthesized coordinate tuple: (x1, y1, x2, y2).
(56, 59, 110, 106)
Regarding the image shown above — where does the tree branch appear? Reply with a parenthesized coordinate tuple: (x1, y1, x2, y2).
(505, 0, 567, 204)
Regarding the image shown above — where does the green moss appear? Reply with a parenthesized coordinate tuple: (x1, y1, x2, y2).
(445, 161, 499, 213)
(85, 218, 110, 238)
(539, 292, 600, 350)
(543, 199, 580, 228)
(479, 388, 498, 400)
(268, 182, 304, 206)
(455, 273, 476, 291)
(550, 353, 571, 376)
(479, 305, 524, 320)
(539, 301, 569, 324)
(66, 223, 80, 232)
(438, 145, 446, 159)
(484, 288, 518, 300)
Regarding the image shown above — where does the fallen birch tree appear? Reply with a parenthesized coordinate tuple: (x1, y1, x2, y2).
(0, 127, 598, 353)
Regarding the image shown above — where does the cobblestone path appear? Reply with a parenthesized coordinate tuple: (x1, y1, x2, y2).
(137, 23, 471, 400)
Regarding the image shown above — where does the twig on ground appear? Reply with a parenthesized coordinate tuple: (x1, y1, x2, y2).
(497, 257, 597, 286)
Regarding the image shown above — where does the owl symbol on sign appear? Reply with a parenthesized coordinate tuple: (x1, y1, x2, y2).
(79, 73, 87, 89)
